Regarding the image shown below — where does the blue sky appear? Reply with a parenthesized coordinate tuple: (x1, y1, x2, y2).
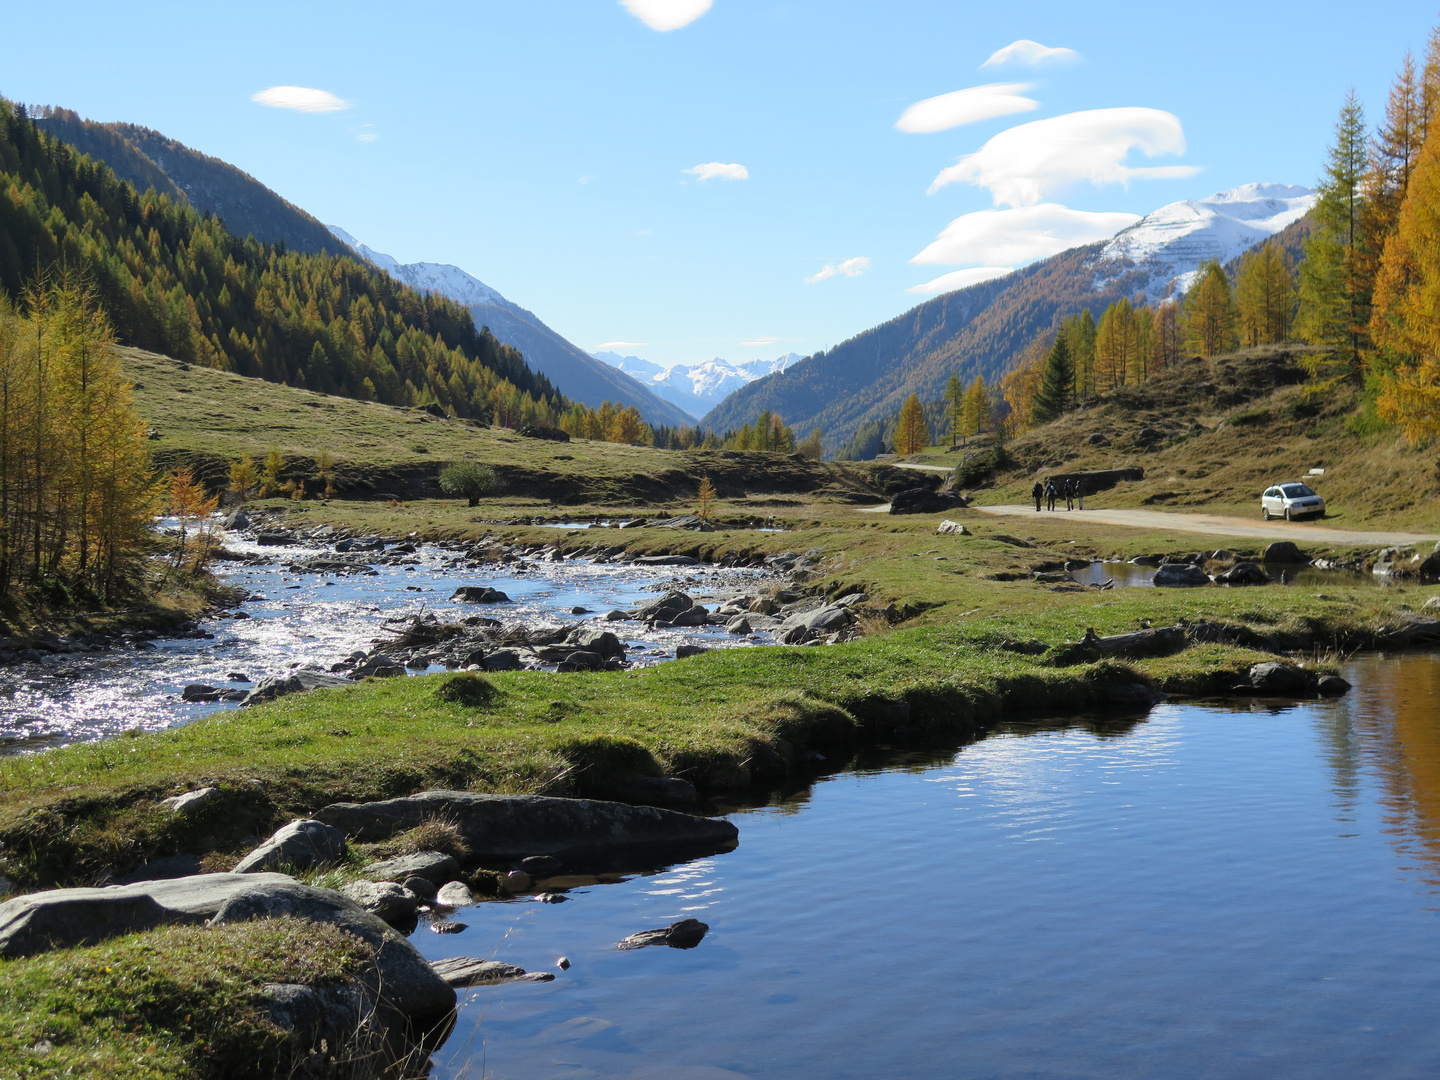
(6, 1, 1440, 367)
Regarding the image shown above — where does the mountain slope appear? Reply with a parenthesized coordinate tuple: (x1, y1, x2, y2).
(328, 229, 696, 428)
(34, 107, 344, 256)
(593, 350, 798, 416)
(702, 183, 1313, 452)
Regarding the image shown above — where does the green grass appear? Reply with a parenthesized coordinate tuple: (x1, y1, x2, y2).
(0, 918, 372, 1079)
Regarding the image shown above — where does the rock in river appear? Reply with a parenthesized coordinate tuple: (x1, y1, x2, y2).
(616, 918, 710, 950)
(450, 586, 511, 603)
(361, 851, 461, 887)
(1152, 563, 1210, 587)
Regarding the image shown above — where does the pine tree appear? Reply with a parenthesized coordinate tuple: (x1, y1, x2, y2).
(895, 393, 930, 455)
(1235, 242, 1297, 346)
(1183, 260, 1237, 356)
(1296, 91, 1371, 384)
(944, 374, 964, 447)
(1031, 336, 1075, 424)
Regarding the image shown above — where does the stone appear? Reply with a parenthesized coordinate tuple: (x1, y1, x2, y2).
(603, 609, 629, 621)
(341, 880, 419, 926)
(1214, 561, 1269, 586)
(240, 669, 352, 707)
(0, 872, 293, 958)
(113, 854, 203, 885)
(567, 629, 625, 658)
(651, 514, 715, 532)
(181, 683, 222, 702)
(558, 955, 570, 969)
(500, 871, 533, 893)
(519, 425, 570, 442)
(316, 791, 739, 864)
(779, 605, 854, 635)
(430, 957, 554, 987)
(402, 875, 437, 900)
(1247, 661, 1311, 695)
(255, 531, 297, 546)
(361, 851, 461, 886)
(431, 919, 467, 934)
(1084, 432, 1110, 446)
(675, 644, 709, 658)
(208, 879, 455, 1021)
(1318, 675, 1352, 697)
(558, 650, 604, 672)
(726, 615, 753, 635)
(520, 855, 563, 876)
(1263, 541, 1308, 564)
(223, 509, 252, 531)
(631, 554, 702, 566)
(161, 787, 220, 814)
(450, 586, 511, 603)
(351, 657, 407, 679)
(435, 881, 476, 907)
(482, 649, 522, 671)
(1152, 563, 1210, 587)
(936, 520, 968, 535)
(1418, 548, 1440, 581)
(233, 819, 348, 874)
(616, 918, 710, 951)
(888, 487, 961, 515)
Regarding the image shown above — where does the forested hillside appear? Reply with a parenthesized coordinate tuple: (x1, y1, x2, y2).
(33, 107, 343, 256)
(701, 246, 1150, 451)
(0, 101, 563, 426)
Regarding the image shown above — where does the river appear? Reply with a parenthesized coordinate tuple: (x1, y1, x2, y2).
(419, 653, 1440, 1080)
(0, 533, 777, 754)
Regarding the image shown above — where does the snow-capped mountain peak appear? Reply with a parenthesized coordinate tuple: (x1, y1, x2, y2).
(1094, 182, 1316, 296)
(591, 351, 800, 416)
(326, 226, 506, 307)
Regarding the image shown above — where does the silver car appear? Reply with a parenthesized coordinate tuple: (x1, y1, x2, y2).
(1261, 482, 1326, 521)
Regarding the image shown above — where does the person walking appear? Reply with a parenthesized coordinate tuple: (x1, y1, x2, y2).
(1064, 478, 1075, 512)
(1032, 480, 1043, 512)
(1076, 477, 1085, 510)
(1045, 480, 1058, 511)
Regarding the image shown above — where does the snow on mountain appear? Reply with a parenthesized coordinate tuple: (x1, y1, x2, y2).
(592, 351, 800, 416)
(1093, 183, 1316, 297)
(326, 226, 506, 307)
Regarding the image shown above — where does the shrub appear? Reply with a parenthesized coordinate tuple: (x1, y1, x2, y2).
(438, 462, 498, 507)
(435, 672, 497, 706)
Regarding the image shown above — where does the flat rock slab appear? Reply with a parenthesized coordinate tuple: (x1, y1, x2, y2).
(316, 791, 739, 863)
(616, 918, 710, 951)
(0, 872, 295, 958)
(431, 957, 556, 987)
(361, 851, 461, 886)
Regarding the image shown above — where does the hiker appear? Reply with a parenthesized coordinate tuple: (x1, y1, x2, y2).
(1064, 478, 1075, 512)
(1045, 480, 1058, 511)
(1032, 481, 1043, 511)
(1076, 477, 1085, 510)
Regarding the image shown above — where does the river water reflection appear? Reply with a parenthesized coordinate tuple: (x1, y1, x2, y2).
(425, 654, 1440, 1080)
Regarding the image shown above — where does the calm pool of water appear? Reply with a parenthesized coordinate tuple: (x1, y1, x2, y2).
(422, 653, 1440, 1080)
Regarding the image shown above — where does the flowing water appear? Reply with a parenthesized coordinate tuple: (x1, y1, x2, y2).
(423, 653, 1440, 1080)
(0, 536, 775, 754)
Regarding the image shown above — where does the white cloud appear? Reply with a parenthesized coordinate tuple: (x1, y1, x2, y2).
(622, 0, 712, 32)
(252, 86, 350, 113)
(352, 124, 379, 142)
(806, 256, 870, 284)
(981, 39, 1081, 70)
(911, 203, 1138, 266)
(741, 337, 780, 347)
(907, 267, 1015, 295)
(578, 174, 596, 185)
(685, 162, 749, 182)
(597, 341, 648, 350)
(928, 108, 1201, 204)
(895, 83, 1038, 134)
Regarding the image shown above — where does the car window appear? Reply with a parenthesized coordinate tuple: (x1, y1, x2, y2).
(1264, 488, 1278, 497)
(1281, 484, 1314, 497)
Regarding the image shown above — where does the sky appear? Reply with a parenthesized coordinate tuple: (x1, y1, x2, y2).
(6, 1, 1440, 368)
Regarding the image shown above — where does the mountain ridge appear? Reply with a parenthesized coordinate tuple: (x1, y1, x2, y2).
(592, 350, 799, 417)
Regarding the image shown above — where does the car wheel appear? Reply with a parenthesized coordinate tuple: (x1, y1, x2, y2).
(1262, 507, 1271, 521)
(1284, 507, 1291, 521)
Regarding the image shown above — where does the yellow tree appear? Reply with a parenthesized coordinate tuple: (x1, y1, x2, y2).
(895, 393, 930, 455)
(959, 376, 990, 439)
(609, 405, 645, 444)
(1095, 299, 1137, 388)
(999, 334, 1047, 438)
(1183, 260, 1237, 356)
(1235, 242, 1297, 346)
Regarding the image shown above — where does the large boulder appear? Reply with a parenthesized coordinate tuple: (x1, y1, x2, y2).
(340, 880, 419, 926)
(888, 487, 961, 515)
(240, 669, 351, 707)
(1152, 563, 1210, 587)
(1262, 541, 1308, 564)
(1247, 661, 1312, 696)
(0, 872, 295, 958)
(1418, 541, 1440, 581)
(450, 586, 511, 603)
(567, 629, 625, 659)
(1214, 561, 1269, 586)
(233, 819, 348, 874)
(316, 791, 739, 864)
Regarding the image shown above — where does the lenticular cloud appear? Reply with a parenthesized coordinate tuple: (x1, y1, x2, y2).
(928, 108, 1200, 205)
(911, 204, 1140, 267)
(621, 0, 713, 31)
(251, 86, 350, 113)
(895, 83, 1039, 134)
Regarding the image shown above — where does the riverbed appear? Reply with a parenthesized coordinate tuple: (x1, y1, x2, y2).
(0, 535, 776, 754)
(421, 653, 1440, 1080)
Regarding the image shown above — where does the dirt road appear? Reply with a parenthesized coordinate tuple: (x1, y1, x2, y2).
(971, 504, 1440, 546)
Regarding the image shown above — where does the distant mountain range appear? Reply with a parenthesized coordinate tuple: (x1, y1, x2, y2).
(326, 229, 694, 428)
(592, 351, 799, 418)
(32, 105, 690, 428)
(702, 183, 1315, 453)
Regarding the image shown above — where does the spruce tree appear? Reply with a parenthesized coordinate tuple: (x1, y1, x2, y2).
(1297, 91, 1371, 383)
(1031, 336, 1074, 424)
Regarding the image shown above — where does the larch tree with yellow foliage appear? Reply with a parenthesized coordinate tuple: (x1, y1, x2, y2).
(895, 393, 931, 455)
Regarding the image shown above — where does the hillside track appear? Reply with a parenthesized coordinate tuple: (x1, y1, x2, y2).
(971, 505, 1440, 547)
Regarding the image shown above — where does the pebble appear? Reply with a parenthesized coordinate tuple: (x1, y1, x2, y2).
(431, 919, 468, 934)
(558, 956, 571, 970)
